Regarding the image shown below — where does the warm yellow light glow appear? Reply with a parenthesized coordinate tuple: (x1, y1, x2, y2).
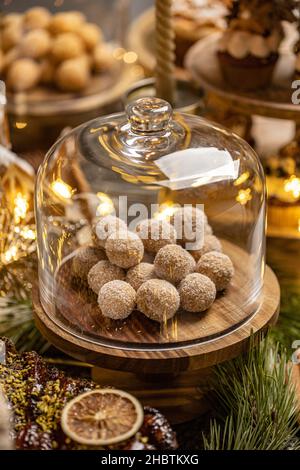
(3, 245, 18, 264)
(51, 179, 74, 199)
(113, 47, 126, 60)
(154, 202, 177, 221)
(298, 219, 300, 233)
(123, 51, 138, 64)
(234, 171, 250, 186)
(15, 121, 27, 129)
(283, 175, 300, 200)
(20, 227, 36, 240)
(14, 193, 28, 223)
(236, 188, 252, 205)
(96, 192, 114, 217)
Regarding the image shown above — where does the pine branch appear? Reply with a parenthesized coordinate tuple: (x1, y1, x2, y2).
(203, 337, 300, 450)
(0, 296, 50, 354)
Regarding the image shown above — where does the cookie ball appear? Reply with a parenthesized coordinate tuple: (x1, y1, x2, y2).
(21, 29, 51, 59)
(52, 33, 84, 62)
(24, 7, 51, 30)
(87, 260, 125, 294)
(137, 279, 180, 322)
(190, 235, 222, 262)
(136, 218, 177, 254)
(154, 244, 195, 284)
(93, 44, 116, 72)
(40, 59, 55, 84)
(1, 14, 23, 29)
(49, 12, 85, 35)
(72, 246, 107, 279)
(126, 263, 157, 291)
(79, 23, 102, 50)
(55, 57, 90, 92)
(106, 230, 144, 269)
(179, 273, 216, 312)
(1, 24, 22, 52)
(196, 251, 234, 291)
(1, 48, 18, 74)
(7, 59, 41, 91)
(170, 206, 207, 249)
(93, 215, 127, 248)
(98, 280, 136, 320)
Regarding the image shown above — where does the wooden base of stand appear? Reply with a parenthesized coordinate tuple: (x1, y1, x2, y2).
(33, 265, 280, 423)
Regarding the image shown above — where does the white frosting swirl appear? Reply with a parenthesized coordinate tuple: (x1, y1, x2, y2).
(228, 31, 252, 59)
(218, 29, 281, 59)
(249, 35, 270, 58)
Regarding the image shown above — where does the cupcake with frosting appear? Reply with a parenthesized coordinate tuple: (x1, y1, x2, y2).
(173, 0, 228, 66)
(217, 0, 296, 90)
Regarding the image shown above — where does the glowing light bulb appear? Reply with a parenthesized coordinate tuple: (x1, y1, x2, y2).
(96, 193, 114, 217)
(3, 245, 18, 263)
(236, 188, 252, 205)
(51, 179, 74, 200)
(123, 51, 138, 64)
(14, 193, 28, 222)
(20, 227, 36, 240)
(15, 122, 27, 129)
(283, 175, 300, 200)
(154, 202, 178, 221)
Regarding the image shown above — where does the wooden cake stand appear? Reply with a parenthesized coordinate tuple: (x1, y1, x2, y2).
(8, 63, 143, 152)
(185, 33, 300, 122)
(185, 34, 300, 240)
(33, 240, 280, 423)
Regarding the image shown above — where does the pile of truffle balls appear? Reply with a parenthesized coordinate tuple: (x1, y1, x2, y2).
(71, 208, 235, 323)
(0, 7, 116, 93)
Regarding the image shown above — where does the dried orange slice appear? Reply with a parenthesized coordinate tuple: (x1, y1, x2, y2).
(61, 389, 144, 446)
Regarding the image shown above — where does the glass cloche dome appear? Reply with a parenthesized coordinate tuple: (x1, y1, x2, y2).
(35, 97, 266, 350)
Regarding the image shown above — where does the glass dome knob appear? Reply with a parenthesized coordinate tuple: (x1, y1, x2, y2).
(126, 97, 173, 133)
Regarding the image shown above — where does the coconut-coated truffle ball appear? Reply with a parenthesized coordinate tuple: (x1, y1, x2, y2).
(106, 230, 144, 269)
(24, 7, 51, 30)
(196, 251, 234, 291)
(21, 29, 51, 59)
(72, 246, 107, 279)
(98, 280, 136, 320)
(136, 218, 177, 254)
(87, 260, 125, 294)
(205, 224, 213, 236)
(190, 235, 222, 262)
(7, 59, 41, 91)
(179, 273, 216, 312)
(170, 206, 208, 249)
(93, 215, 127, 248)
(136, 279, 180, 322)
(52, 33, 84, 62)
(126, 263, 157, 291)
(49, 12, 85, 35)
(79, 23, 102, 50)
(154, 244, 196, 284)
(55, 57, 90, 92)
